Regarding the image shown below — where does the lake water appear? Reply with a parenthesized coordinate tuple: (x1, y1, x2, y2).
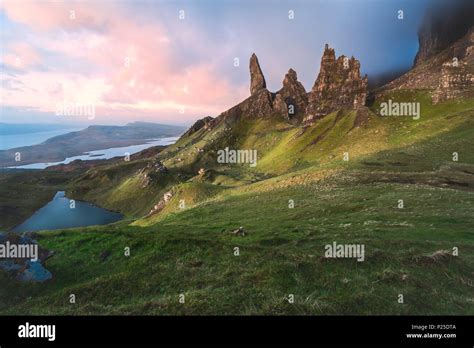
(9, 136, 180, 169)
(12, 191, 123, 233)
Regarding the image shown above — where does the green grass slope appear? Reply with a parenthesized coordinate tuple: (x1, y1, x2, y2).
(1, 93, 473, 315)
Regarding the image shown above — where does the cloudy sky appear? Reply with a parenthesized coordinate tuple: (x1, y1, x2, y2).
(1, 0, 433, 126)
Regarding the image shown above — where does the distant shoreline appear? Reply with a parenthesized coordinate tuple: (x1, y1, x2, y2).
(6, 136, 179, 170)
(0, 123, 185, 168)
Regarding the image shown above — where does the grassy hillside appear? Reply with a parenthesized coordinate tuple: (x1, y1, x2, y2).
(1, 172, 472, 315)
(66, 90, 474, 220)
(1, 92, 473, 315)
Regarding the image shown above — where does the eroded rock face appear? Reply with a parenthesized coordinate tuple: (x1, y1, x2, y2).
(274, 69, 308, 119)
(432, 29, 474, 104)
(414, 1, 474, 66)
(304, 44, 368, 124)
(272, 93, 288, 116)
(249, 53, 267, 95)
(220, 88, 274, 122)
(432, 60, 474, 104)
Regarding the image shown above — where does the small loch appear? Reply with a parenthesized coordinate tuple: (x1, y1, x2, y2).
(12, 191, 123, 233)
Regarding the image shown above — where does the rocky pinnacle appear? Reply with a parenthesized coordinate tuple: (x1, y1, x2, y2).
(249, 53, 267, 95)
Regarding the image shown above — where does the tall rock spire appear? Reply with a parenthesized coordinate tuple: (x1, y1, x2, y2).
(249, 53, 267, 95)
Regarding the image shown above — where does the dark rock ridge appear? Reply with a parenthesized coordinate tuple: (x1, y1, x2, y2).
(414, 0, 474, 66)
(183, 116, 214, 137)
(304, 44, 368, 124)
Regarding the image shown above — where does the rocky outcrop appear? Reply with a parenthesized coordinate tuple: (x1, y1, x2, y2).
(209, 54, 277, 123)
(147, 190, 174, 216)
(274, 69, 308, 119)
(138, 157, 169, 187)
(148, 159, 168, 173)
(304, 44, 368, 124)
(181, 48, 368, 132)
(272, 93, 288, 117)
(414, 0, 474, 66)
(220, 87, 274, 122)
(183, 116, 214, 137)
(0, 232, 54, 283)
(249, 53, 266, 95)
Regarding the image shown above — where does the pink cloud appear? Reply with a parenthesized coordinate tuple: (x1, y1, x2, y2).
(1, 1, 111, 31)
(2, 42, 41, 68)
(1, 1, 247, 124)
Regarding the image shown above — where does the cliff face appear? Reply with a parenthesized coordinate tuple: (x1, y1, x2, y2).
(432, 29, 474, 104)
(304, 44, 368, 124)
(414, 0, 474, 66)
(377, 26, 474, 104)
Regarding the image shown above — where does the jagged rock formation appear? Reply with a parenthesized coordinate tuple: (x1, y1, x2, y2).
(249, 53, 267, 95)
(221, 57, 274, 121)
(304, 44, 368, 124)
(414, 0, 474, 66)
(181, 49, 367, 131)
(274, 69, 308, 119)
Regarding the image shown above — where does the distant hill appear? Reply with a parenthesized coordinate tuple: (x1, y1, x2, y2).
(0, 122, 186, 167)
